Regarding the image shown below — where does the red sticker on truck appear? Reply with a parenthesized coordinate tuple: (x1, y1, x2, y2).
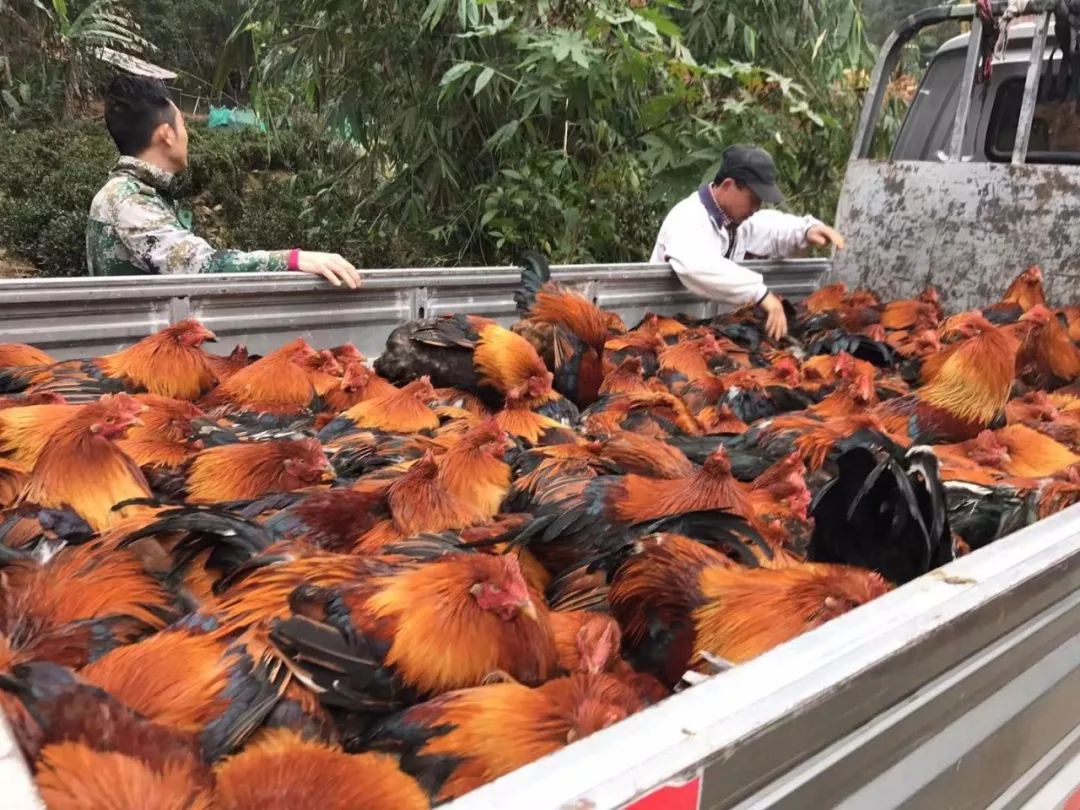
(624, 773, 703, 810)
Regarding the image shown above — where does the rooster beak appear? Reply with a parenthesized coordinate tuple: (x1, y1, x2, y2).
(518, 599, 538, 622)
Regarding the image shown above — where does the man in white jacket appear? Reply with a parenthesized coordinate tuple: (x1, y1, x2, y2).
(650, 144, 845, 341)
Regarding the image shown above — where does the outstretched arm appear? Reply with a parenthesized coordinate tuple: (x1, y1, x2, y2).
(113, 191, 361, 287)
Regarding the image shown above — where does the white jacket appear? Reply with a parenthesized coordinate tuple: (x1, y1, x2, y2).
(650, 187, 822, 307)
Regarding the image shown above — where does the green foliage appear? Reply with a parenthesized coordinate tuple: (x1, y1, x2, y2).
(224, 0, 875, 264)
(1, 0, 150, 116)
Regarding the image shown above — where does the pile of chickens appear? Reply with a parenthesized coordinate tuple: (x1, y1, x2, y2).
(1, 256, 1079, 808)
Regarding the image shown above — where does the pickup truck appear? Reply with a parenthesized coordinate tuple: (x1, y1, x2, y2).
(1, 3, 1078, 809)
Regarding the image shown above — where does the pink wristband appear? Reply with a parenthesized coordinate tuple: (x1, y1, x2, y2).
(287, 248, 301, 271)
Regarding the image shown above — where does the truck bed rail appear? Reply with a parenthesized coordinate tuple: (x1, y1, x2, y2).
(0, 260, 828, 359)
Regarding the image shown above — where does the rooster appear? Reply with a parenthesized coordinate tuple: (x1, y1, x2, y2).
(809, 434, 953, 585)
(212, 728, 429, 810)
(79, 622, 288, 761)
(984, 265, 1047, 324)
(520, 446, 763, 572)
(376, 314, 573, 423)
(25, 320, 219, 402)
(269, 551, 558, 712)
(15, 393, 152, 531)
(607, 531, 889, 686)
(156, 438, 332, 504)
(367, 674, 647, 803)
(201, 338, 319, 418)
(205, 344, 253, 384)
(0, 661, 213, 807)
(874, 316, 1024, 442)
(320, 378, 439, 440)
(513, 251, 614, 408)
(116, 394, 205, 480)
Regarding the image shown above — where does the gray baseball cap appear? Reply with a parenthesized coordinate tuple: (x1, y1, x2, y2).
(716, 144, 785, 205)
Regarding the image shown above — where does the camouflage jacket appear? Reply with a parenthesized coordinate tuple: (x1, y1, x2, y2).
(86, 157, 289, 276)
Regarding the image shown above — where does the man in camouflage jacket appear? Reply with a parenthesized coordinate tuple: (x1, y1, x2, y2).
(88, 75, 361, 289)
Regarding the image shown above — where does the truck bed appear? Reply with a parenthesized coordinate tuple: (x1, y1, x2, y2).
(1, 258, 1077, 808)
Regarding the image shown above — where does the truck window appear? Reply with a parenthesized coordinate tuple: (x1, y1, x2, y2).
(987, 76, 1080, 164)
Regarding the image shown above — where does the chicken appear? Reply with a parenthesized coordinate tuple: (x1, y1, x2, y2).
(375, 314, 572, 422)
(26, 319, 219, 402)
(269, 551, 558, 712)
(116, 394, 205, 478)
(513, 251, 613, 408)
(201, 338, 319, 418)
(213, 728, 429, 810)
(205, 344, 254, 384)
(367, 674, 647, 803)
(984, 265, 1047, 324)
(521, 446, 762, 572)
(874, 316, 1024, 442)
(608, 532, 889, 685)
(15, 393, 152, 531)
(810, 435, 953, 585)
(79, 624, 286, 761)
(158, 438, 332, 504)
(1, 661, 213, 808)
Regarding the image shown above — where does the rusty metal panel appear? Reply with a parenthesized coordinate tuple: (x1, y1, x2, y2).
(830, 159, 1080, 310)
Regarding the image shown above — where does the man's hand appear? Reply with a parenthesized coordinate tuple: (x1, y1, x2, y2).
(760, 292, 788, 342)
(296, 251, 362, 289)
(807, 224, 846, 251)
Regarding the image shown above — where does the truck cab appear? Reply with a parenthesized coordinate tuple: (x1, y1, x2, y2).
(895, 20, 1080, 164)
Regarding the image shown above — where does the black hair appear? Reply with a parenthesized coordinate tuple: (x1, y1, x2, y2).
(103, 74, 177, 156)
(711, 169, 747, 189)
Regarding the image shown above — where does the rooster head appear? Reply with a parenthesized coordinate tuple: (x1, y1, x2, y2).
(87, 393, 145, 439)
(469, 553, 536, 622)
(166, 319, 217, 347)
(282, 438, 332, 485)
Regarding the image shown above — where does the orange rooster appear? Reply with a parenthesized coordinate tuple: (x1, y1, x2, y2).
(166, 438, 332, 504)
(875, 315, 1024, 442)
(116, 394, 205, 477)
(1015, 305, 1080, 390)
(80, 623, 289, 761)
(16, 393, 151, 531)
(609, 534, 890, 685)
(0, 662, 213, 809)
(512, 251, 614, 407)
(201, 338, 319, 417)
(28, 320, 219, 402)
(212, 728, 429, 810)
(522, 446, 763, 571)
(321, 377, 439, 439)
(984, 265, 1047, 323)
(205, 344, 253, 384)
(375, 314, 568, 422)
(367, 673, 647, 803)
(269, 550, 559, 710)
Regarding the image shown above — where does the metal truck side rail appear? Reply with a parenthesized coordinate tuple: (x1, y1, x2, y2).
(443, 503, 1080, 810)
(0, 260, 828, 359)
